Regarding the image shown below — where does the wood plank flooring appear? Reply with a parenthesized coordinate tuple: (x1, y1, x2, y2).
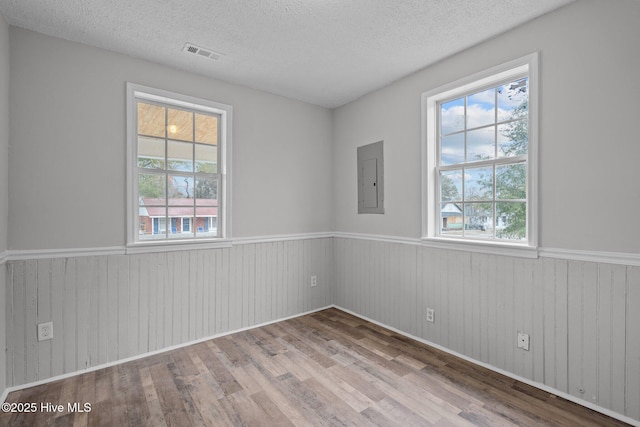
(0, 308, 631, 426)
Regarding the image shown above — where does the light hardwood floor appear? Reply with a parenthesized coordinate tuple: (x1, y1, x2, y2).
(0, 308, 630, 426)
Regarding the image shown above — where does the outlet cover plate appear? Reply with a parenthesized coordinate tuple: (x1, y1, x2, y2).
(517, 332, 530, 351)
(426, 308, 435, 323)
(38, 322, 54, 341)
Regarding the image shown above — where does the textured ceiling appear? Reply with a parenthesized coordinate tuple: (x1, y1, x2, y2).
(0, 0, 574, 108)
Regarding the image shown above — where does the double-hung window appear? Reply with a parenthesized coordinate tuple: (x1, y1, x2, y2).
(127, 83, 232, 249)
(422, 53, 538, 256)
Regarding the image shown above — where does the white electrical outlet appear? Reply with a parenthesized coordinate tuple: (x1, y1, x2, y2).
(517, 332, 529, 351)
(426, 308, 435, 323)
(38, 322, 53, 341)
(310, 275, 317, 287)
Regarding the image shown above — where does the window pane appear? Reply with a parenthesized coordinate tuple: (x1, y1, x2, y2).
(196, 201, 218, 238)
(466, 88, 495, 129)
(167, 217, 194, 239)
(497, 121, 528, 157)
(465, 166, 493, 201)
(167, 108, 193, 142)
(464, 203, 493, 239)
(138, 173, 165, 199)
(137, 102, 165, 138)
(138, 211, 156, 238)
(139, 215, 167, 240)
(440, 98, 464, 135)
(167, 140, 193, 172)
(196, 216, 218, 238)
(497, 78, 528, 122)
(496, 202, 526, 240)
(195, 176, 218, 200)
(496, 163, 526, 200)
(195, 113, 218, 145)
(168, 174, 194, 199)
(168, 217, 182, 239)
(137, 136, 165, 169)
(195, 144, 217, 173)
(440, 203, 463, 236)
(440, 170, 462, 202)
(466, 126, 495, 162)
(440, 133, 464, 165)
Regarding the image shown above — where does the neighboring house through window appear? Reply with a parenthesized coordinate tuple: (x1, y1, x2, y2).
(127, 83, 232, 248)
(422, 53, 538, 256)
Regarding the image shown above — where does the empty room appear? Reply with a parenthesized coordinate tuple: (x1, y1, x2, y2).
(0, 0, 639, 425)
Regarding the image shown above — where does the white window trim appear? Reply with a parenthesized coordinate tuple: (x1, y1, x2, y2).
(421, 53, 538, 258)
(126, 83, 232, 253)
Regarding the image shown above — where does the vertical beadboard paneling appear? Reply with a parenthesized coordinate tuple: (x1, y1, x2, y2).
(255, 243, 268, 324)
(627, 267, 640, 420)
(597, 263, 627, 411)
(5, 262, 14, 387)
(216, 247, 229, 333)
(554, 259, 569, 393)
(96, 257, 108, 366)
(11, 261, 25, 385)
(332, 237, 639, 424)
(531, 259, 544, 384)
(63, 258, 77, 374)
(610, 265, 627, 415)
(105, 256, 119, 364)
(187, 251, 198, 342)
(0, 263, 6, 392)
(36, 260, 53, 380)
(50, 259, 64, 377)
(5, 238, 333, 389)
(75, 257, 91, 370)
(24, 260, 37, 384)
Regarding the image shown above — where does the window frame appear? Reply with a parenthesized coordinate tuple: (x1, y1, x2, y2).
(126, 83, 232, 252)
(421, 53, 538, 258)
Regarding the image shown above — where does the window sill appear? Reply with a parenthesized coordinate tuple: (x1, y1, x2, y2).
(421, 237, 538, 259)
(126, 239, 232, 255)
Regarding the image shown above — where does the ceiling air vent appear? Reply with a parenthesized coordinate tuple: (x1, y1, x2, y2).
(182, 43, 221, 61)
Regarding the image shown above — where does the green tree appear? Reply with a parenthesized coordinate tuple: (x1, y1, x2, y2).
(476, 82, 528, 240)
(495, 96, 527, 239)
(495, 164, 526, 239)
(441, 174, 459, 201)
(139, 173, 164, 198)
(196, 178, 217, 199)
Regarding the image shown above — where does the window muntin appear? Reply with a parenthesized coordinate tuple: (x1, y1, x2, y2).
(422, 54, 537, 252)
(437, 77, 528, 241)
(128, 84, 231, 247)
(136, 100, 219, 241)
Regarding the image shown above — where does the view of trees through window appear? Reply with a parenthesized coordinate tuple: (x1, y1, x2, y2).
(136, 101, 220, 240)
(438, 77, 528, 241)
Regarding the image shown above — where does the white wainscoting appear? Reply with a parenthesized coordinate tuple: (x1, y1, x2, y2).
(334, 237, 640, 423)
(0, 262, 6, 395)
(4, 234, 640, 424)
(4, 238, 334, 387)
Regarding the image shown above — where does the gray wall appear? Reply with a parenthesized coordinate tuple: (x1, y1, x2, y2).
(3, 25, 336, 392)
(333, 0, 640, 254)
(8, 28, 333, 251)
(0, 12, 9, 396)
(331, 0, 640, 422)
